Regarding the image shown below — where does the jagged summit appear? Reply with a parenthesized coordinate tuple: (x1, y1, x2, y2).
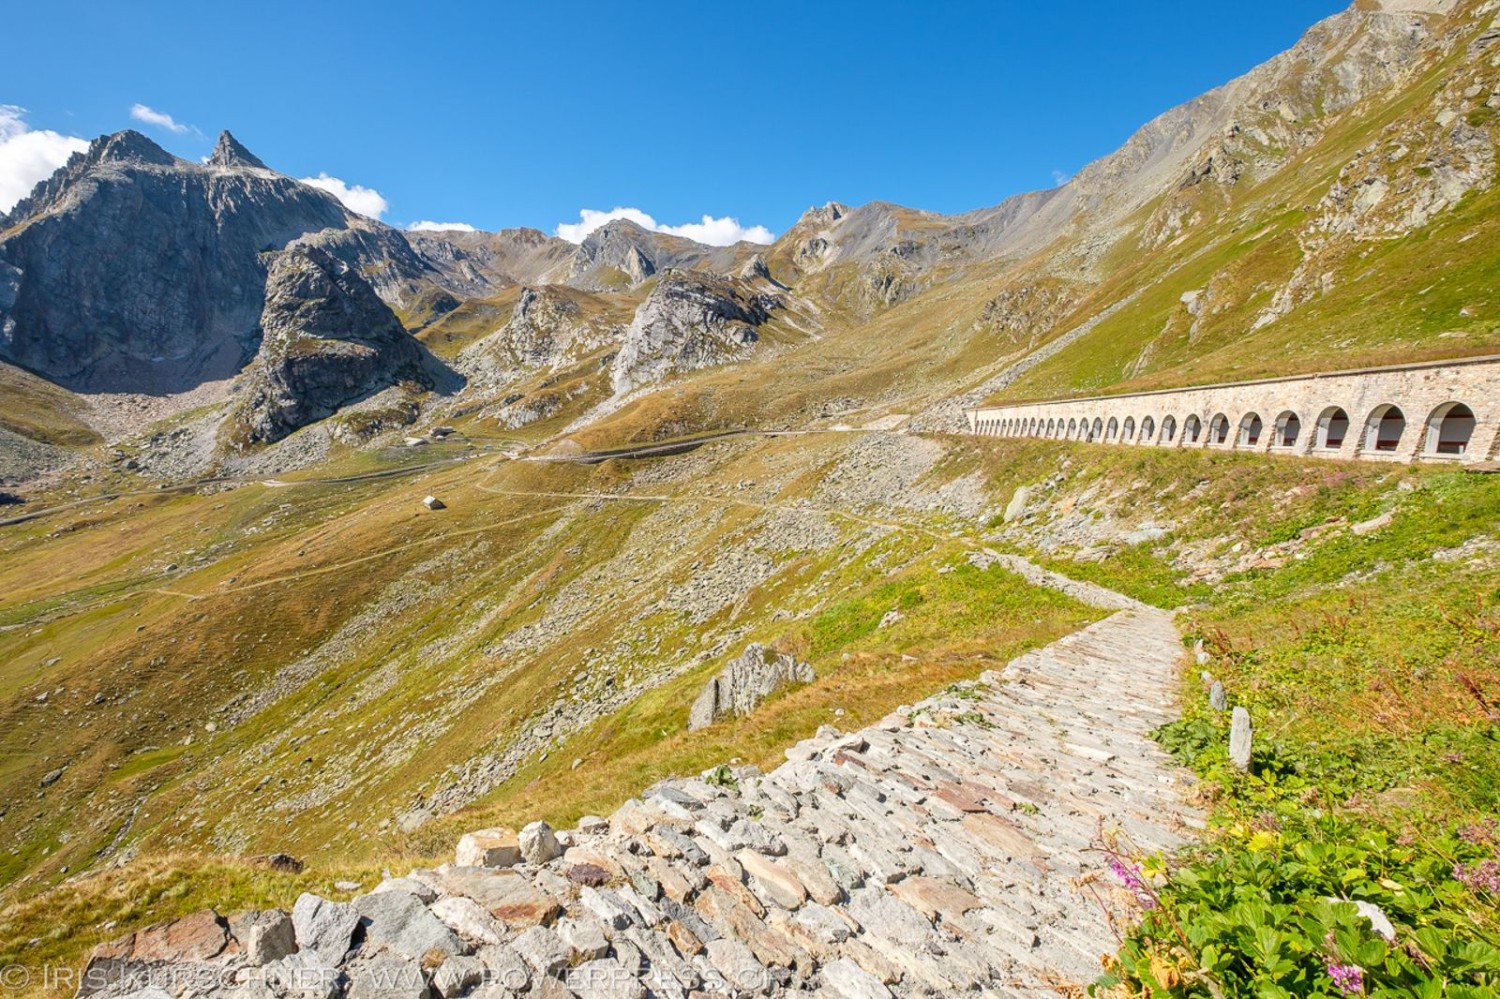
(207, 130, 268, 170)
(88, 129, 178, 167)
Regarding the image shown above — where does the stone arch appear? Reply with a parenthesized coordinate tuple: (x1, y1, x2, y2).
(1044, 418, 1054, 438)
(1208, 413, 1230, 445)
(1236, 412, 1263, 448)
(1423, 401, 1475, 456)
(1314, 406, 1349, 449)
(1362, 404, 1406, 453)
(1162, 415, 1178, 443)
(1273, 410, 1301, 449)
(1122, 416, 1136, 442)
(1183, 414, 1201, 443)
(1105, 417, 1120, 442)
(1140, 415, 1156, 443)
(1089, 417, 1103, 442)
(1067, 417, 1078, 439)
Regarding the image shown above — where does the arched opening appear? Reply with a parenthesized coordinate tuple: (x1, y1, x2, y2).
(1272, 411, 1301, 448)
(1236, 412, 1263, 448)
(1208, 414, 1230, 445)
(1067, 418, 1078, 439)
(1362, 404, 1406, 453)
(1424, 402, 1475, 456)
(1122, 417, 1136, 442)
(1314, 407, 1348, 449)
(1045, 418, 1055, 438)
(1105, 417, 1120, 442)
(1089, 418, 1103, 442)
(1183, 414, 1201, 443)
(1162, 415, 1178, 442)
(1140, 416, 1155, 443)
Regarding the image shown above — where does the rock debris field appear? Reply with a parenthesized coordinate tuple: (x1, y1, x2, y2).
(77, 579, 1202, 998)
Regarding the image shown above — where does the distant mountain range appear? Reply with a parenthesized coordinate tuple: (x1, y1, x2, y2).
(1, 0, 1494, 480)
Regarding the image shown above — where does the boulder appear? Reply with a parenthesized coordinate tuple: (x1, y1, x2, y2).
(423, 496, 446, 511)
(554, 918, 609, 963)
(353, 890, 463, 961)
(264, 951, 343, 999)
(687, 644, 815, 732)
(456, 828, 521, 868)
(510, 925, 568, 979)
(234, 909, 296, 966)
(128, 910, 229, 963)
(431, 955, 485, 998)
(429, 895, 506, 947)
(345, 953, 431, 999)
(292, 894, 361, 965)
(1229, 706, 1253, 770)
(1003, 486, 1031, 523)
(518, 821, 562, 865)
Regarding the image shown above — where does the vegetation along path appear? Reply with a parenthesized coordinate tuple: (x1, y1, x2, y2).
(90, 566, 1203, 997)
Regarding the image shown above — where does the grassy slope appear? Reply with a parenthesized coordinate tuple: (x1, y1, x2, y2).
(983, 11, 1500, 404)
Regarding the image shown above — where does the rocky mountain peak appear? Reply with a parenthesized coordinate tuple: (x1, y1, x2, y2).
(798, 202, 849, 228)
(207, 130, 268, 170)
(88, 130, 177, 168)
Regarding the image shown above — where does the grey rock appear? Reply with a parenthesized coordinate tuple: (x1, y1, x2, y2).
(704, 937, 770, 995)
(1003, 486, 1032, 523)
(1324, 897, 1397, 941)
(240, 910, 296, 966)
(346, 954, 431, 999)
(353, 890, 463, 961)
(564, 959, 647, 999)
(373, 877, 439, 904)
(688, 644, 814, 732)
(292, 893, 361, 965)
(610, 271, 776, 395)
(1209, 680, 1227, 711)
(1229, 706, 1253, 770)
(474, 945, 530, 993)
(554, 918, 609, 963)
(431, 956, 485, 998)
(228, 244, 432, 445)
(263, 951, 342, 999)
(510, 925, 568, 979)
(519, 821, 562, 865)
(820, 957, 892, 999)
(429, 896, 507, 947)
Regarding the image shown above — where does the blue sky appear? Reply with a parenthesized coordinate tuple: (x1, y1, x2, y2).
(1, 0, 1345, 243)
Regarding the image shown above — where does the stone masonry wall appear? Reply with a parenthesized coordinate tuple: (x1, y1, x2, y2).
(964, 355, 1500, 464)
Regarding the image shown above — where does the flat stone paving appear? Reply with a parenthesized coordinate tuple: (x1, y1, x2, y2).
(82, 599, 1203, 998)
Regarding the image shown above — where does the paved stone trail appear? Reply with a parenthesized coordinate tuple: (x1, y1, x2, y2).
(83, 584, 1202, 999)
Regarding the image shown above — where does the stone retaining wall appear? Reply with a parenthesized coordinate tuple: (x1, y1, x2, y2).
(964, 355, 1500, 464)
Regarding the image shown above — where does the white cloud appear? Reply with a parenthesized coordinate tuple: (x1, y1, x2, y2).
(555, 206, 774, 247)
(407, 220, 477, 232)
(129, 103, 192, 135)
(299, 172, 389, 219)
(1051, 169, 1073, 187)
(0, 105, 88, 215)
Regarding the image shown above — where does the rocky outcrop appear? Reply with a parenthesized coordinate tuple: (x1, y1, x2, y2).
(610, 272, 777, 395)
(0, 130, 356, 393)
(226, 246, 430, 444)
(566, 220, 747, 292)
(461, 287, 619, 379)
(688, 643, 815, 731)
